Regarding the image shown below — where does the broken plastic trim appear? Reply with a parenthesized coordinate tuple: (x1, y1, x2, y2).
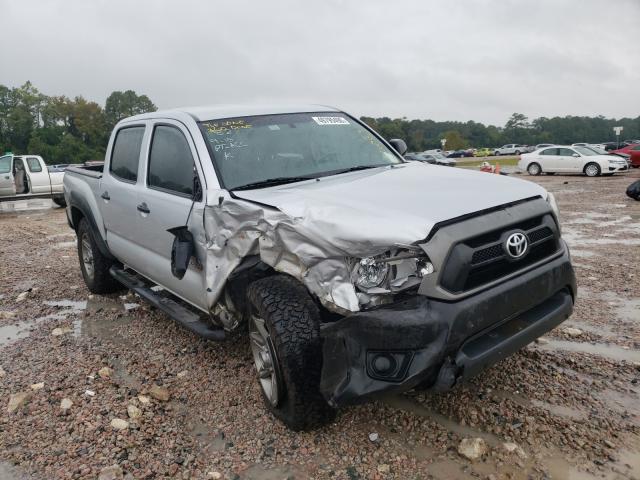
(167, 226, 194, 280)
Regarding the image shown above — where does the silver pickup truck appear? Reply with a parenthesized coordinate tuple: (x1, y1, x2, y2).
(63, 105, 576, 430)
(0, 154, 66, 205)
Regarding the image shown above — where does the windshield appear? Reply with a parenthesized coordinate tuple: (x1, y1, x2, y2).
(574, 146, 598, 156)
(199, 112, 401, 190)
(584, 146, 608, 155)
(0, 156, 12, 174)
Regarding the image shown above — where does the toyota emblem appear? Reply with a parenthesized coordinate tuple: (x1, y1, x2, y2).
(505, 232, 528, 258)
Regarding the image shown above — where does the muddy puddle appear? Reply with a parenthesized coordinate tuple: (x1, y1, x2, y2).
(0, 296, 139, 350)
(535, 338, 640, 362)
(489, 388, 588, 421)
(382, 393, 640, 480)
(0, 199, 56, 214)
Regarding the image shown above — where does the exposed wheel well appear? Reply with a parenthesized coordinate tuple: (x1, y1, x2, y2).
(70, 206, 84, 231)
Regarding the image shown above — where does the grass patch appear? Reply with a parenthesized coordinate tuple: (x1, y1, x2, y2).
(457, 157, 520, 168)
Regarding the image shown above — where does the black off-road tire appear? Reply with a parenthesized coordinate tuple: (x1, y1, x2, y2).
(247, 275, 336, 430)
(76, 218, 122, 294)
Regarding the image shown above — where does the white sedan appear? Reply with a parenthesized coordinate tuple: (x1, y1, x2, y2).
(518, 145, 629, 177)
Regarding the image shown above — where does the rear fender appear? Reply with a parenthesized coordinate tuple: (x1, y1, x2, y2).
(68, 189, 115, 260)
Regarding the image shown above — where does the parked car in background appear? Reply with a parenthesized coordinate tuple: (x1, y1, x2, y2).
(48, 164, 70, 173)
(571, 143, 588, 147)
(404, 153, 435, 164)
(494, 144, 525, 156)
(519, 146, 629, 177)
(424, 152, 456, 166)
(535, 143, 555, 150)
(603, 142, 630, 151)
(612, 144, 640, 168)
(474, 147, 492, 157)
(582, 146, 631, 167)
(0, 154, 66, 205)
(447, 150, 473, 158)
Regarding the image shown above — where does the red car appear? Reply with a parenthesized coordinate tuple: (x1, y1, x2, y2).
(612, 144, 640, 168)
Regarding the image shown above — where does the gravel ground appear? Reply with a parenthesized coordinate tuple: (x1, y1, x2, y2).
(0, 171, 639, 480)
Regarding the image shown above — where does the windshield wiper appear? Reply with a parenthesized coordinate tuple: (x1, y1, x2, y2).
(231, 176, 316, 191)
(320, 164, 388, 177)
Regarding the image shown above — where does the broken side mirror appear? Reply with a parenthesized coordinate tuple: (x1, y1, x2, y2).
(167, 226, 194, 279)
(388, 139, 408, 156)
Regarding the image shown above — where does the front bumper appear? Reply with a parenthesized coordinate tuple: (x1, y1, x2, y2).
(319, 242, 576, 407)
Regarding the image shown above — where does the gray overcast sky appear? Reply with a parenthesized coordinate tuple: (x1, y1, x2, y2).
(1, 0, 638, 125)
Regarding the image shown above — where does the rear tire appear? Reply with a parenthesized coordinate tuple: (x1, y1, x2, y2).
(247, 275, 335, 431)
(76, 218, 122, 294)
(584, 162, 601, 177)
(52, 196, 66, 207)
(515, 150, 521, 155)
(527, 162, 542, 176)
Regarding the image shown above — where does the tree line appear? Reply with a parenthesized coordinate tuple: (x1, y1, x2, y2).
(362, 112, 640, 151)
(1, 81, 638, 163)
(0, 81, 156, 164)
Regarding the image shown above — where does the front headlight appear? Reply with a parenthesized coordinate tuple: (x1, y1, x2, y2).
(352, 256, 389, 289)
(352, 251, 435, 292)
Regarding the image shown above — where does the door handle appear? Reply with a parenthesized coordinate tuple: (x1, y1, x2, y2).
(101, 191, 110, 200)
(3, 175, 9, 180)
(137, 202, 150, 214)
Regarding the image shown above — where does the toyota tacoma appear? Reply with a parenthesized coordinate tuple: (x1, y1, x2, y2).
(63, 105, 576, 430)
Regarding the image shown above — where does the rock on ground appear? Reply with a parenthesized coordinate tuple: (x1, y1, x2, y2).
(60, 398, 73, 412)
(127, 404, 142, 419)
(148, 385, 170, 402)
(7, 392, 32, 413)
(98, 465, 124, 480)
(458, 438, 488, 461)
(110, 418, 129, 430)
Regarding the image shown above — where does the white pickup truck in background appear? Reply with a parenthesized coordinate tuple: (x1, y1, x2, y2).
(0, 154, 66, 206)
(493, 144, 526, 156)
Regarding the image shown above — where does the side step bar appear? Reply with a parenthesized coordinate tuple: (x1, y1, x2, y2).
(109, 267, 225, 341)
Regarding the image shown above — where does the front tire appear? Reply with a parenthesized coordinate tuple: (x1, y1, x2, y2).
(76, 218, 122, 294)
(247, 275, 335, 431)
(527, 162, 542, 176)
(584, 162, 601, 177)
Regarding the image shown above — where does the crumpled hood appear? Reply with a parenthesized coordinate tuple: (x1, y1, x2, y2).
(232, 162, 547, 249)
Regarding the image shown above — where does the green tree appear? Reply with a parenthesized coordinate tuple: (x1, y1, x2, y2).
(442, 130, 467, 150)
(105, 90, 157, 129)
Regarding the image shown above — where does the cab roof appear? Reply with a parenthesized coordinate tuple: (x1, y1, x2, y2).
(126, 104, 340, 123)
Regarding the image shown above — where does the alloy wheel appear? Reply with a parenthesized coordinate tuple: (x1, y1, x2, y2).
(81, 232, 94, 280)
(249, 314, 282, 406)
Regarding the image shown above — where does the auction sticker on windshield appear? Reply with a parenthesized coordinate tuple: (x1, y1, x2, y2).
(312, 116, 349, 125)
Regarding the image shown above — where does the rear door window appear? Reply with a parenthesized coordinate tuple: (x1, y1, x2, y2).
(147, 125, 196, 197)
(557, 148, 575, 157)
(26, 157, 42, 172)
(0, 156, 11, 174)
(540, 148, 558, 155)
(110, 127, 145, 182)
